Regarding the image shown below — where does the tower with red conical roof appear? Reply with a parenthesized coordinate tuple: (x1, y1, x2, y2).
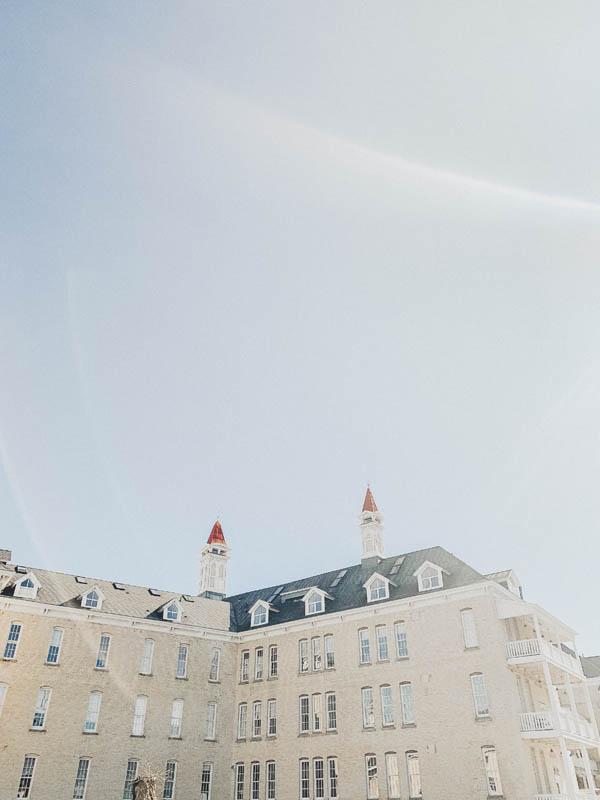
(199, 519, 230, 599)
(359, 486, 384, 562)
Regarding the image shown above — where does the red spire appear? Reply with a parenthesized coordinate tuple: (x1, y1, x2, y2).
(207, 519, 226, 545)
(362, 486, 378, 513)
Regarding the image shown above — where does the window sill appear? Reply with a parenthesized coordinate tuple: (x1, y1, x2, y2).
(94, 667, 108, 672)
(465, 645, 480, 651)
(44, 661, 60, 666)
(168, 736, 182, 740)
(175, 676, 188, 681)
(396, 656, 409, 661)
(266, 734, 277, 739)
(253, 678, 263, 683)
(29, 727, 46, 733)
(382, 724, 396, 729)
(324, 666, 336, 671)
(236, 738, 247, 743)
(2, 657, 16, 662)
(83, 730, 98, 735)
(401, 722, 416, 728)
(239, 680, 249, 685)
(208, 679, 220, 684)
(204, 737, 217, 742)
(358, 662, 372, 667)
(362, 726, 376, 732)
(325, 729, 338, 734)
(475, 715, 492, 722)
(251, 736, 262, 741)
(267, 676, 279, 681)
(139, 672, 153, 677)
(131, 734, 146, 738)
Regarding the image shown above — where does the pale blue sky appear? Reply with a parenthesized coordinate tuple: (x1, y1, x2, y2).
(2, 2, 600, 651)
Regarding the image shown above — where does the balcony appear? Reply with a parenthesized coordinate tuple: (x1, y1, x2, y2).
(519, 710, 597, 742)
(507, 639, 584, 678)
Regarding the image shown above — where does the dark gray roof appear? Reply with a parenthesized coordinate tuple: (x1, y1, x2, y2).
(226, 546, 486, 632)
(581, 655, 600, 679)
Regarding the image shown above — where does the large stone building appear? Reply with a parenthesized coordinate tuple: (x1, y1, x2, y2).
(1, 488, 599, 800)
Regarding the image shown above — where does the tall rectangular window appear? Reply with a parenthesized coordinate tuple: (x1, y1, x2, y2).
(362, 687, 375, 728)
(73, 758, 90, 799)
(252, 700, 261, 737)
(300, 695, 310, 732)
(267, 698, 277, 735)
(176, 644, 188, 678)
(170, 699, 184, 737)
(96, 634, 111, 669)
(0, 684, 7, 716)
(400, 683, 415, 725)
(3, 622, 22, 660)
(385, 753, 400, 799)
(17, 756, 37, 799)
(300, 760, 310, 800)
(312, 693, 323, 732)
(235, 764, 245, 800)
(314, 758, 325, 799)
(238, 702, 247, 739)
(209, 648, 220, 681)
(482, 747, 503, 796)
(266, 761, 276, 800)
(328, 758, 338, 799)
(325, 635, 335, 669)
(132, 696, 147, 736)
(140, 639, 154, 675)
(394, 621, 408, 658)
(123, 760, 139, 800)
(255, 647, 264, 680)
(471, 674, 490, 718)
(251, 762, 260, 800)
(406, 752, 421, 798)
(32, 686, 51, 729)
(241, 650, 250, 682)
(461, 609, 478, 648)
(299, 639, 309, 672)
(205, 701, 217, 740)
(380, 685, 394, 726)
(163, 762, 177, 800)
(84, 691, 102, 732)
(326, 692, 337, 730)
(376, 625, 389, 661)
(269, 645, 278, 677)
(200, 762, 212, 800)
(359, 629, 371, 664)
(46, 628, 64, 664)
(366, 755, 379, 799)
(312, 637, 322, 670)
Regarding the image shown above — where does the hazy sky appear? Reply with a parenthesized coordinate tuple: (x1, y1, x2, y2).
(2, 2, 600, 652)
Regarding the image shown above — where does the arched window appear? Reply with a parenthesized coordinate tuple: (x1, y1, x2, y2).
(83, 590, 100, 609)
(252, 604, 267, 626)
(165, 603, 180, 621)
(306, 591, 324, 615)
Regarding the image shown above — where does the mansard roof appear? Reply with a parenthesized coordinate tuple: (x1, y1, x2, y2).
(226, 545, 486, 632)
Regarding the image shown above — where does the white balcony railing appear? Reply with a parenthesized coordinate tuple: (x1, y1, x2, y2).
(533, 794, 570, 800)
(557, 708, 596, 740)
(520, 709, 596, 741)
(520, 711, 554, 732)
(506, 639, 584, 677)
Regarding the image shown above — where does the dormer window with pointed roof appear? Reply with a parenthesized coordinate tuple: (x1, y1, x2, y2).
(81, 586, 105, 610)
(306, 590, 324, 615)
(252, 603, 268, 626)
(414, 561, 447, 592)
(163, 600, 182, 622)
(14, 572, 41, 599)
(363, 572, 392, 603)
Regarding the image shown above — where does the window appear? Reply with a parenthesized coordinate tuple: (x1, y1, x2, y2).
(366, 755, 379, 799)
(84, 691, 102, 732)
(362, 687, 375, 728)
(394, 621, 408, 659)
(32, 686, 51, 728)
(176, 643, 188, 678)
(368, 577, 387, 602)
(471, 673, 490, 718)
(255, 647, 264, 680)
(95, 634, 111, 669)
(300, 759, 310, 799)
(4, 622, 22, 659)
(17, 755, 37, 799)
(200, 762, 213, 800)
(15, 575, 39, 599)
(299, 639, 309, 672)
(269, 644, 278, 677)
(251, 762, 260, 800)
(132, 695, 147, 736)
(326, 692, 337, 731)
(46, 627, 64, 664)
(415, 563, 443, 592)
(252, 603, 268, 627)
(312, 637, 322, 671)
(241, 650, 250, 682)
(123, 760, 139, 800)
(314, 758, 325, 799)
(267, 761, 276, 800)
(400, 682, 415, 725)
(165, 602, 180, 621)
(461, 609, 478, 648)
(209, 648, 220, 681)
(385, 753, 400, 799)
(380, 685, 394, 726)
(325, 635, 335, 669)
(406, 752, 422, 798)
(205, 701, 217, 740)
(312, 693, 323, 732)
(235, 763, 245, 800)
(252, 700, 261, 737)
(73, 758, 90, 799)
(170, 699, 184, 737)
(376, 626, 388, 661)
(267, 698, 277, 735)
(163, 761, 177, 800)
(482, 747, 503, 796)
(82, 589, 101, 609)
(140, 639, 154, 675)
(306, 590, 324, 615)
(328, 757, 338, 799)
(0, 683, 7, 716)
(238, 702, 248, 739)
(359, 629, 371, 664)
(300, 695, 310, 732)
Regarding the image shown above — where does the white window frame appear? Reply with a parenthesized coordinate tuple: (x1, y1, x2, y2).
(365, 754, 379, 799)
(140, 639, 154, 675)
(394, 621, 409, 659)
(362, 687, 375, 728)
(267, 698, 277, 736)
(123, 759, 139, 800)
(312, 636, 322, 671)
(18, 755, 37, 799)
(241, 650, 250, 682)
(3, 621, 22, 659)
(81, 586, 105, 610)
(32, 686, 51, 729)
(254, 646, 264, 680)
(380, 685, 394, 726)
(235, 763, 245, 800)
(170, 698, 184, 738)
(163, 600, 182, 622)
(209, 648, 220, 681)
(205, 700, 217, 740)
(250, 762, 260, 800)
(413, 561, 445, 592)
(376, 625, 389, 661)
(328, 757, 338, 799)
(237, 702, 247, 739)
(266, 760, 276, 800)
(312, 692, 323, 732)
(299, 639, 309, 672)
(305, 589, 325, 616)
(299, 694, 310, 733)
(132, 695, 147, 736)
(46, 627, 64, 664)
(84, 691, 102, 732)
(269, 644, 278, 677)
(406, 751, 422, 798)
(200, 761, 213, 800)
(326, 691, 337, 731)
(300, 759, 310, 800)
(400, 682, 415, 725)
(163, 761, 177, 800)
(461, 608, 479, 648)
(0, 683, 7, 717)
(385, 753, 400, 799)
(324, 634, 335, 669)
(314, 757, 325, 800)
(252, 700, 261, 737)
(482, 746, 503, 796)
(364, 573, 390, 603)
(359, 629, 371, 664)
(14, 572, 41, 600)
(250, 601, 269, 627)
(95, 634, 111, 670)
(176, 643, 188, 678)
(471, 673, 490, 718)
(73, 757, 90, 800)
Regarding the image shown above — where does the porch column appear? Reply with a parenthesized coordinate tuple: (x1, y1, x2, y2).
(581, 747, 595, 795)
(557, 734, 579, 797)
(564, 674, 579, 735)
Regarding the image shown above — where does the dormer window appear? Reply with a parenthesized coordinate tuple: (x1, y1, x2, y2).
(306, 591, 324, 615)
(81, 586, 105, 610)
(363, 572, 392, 603)
(14, 573, 40, 599)
(414, 561, 447, 592)
(164, 601, 181, 622)
(252, 604, 267, 626)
